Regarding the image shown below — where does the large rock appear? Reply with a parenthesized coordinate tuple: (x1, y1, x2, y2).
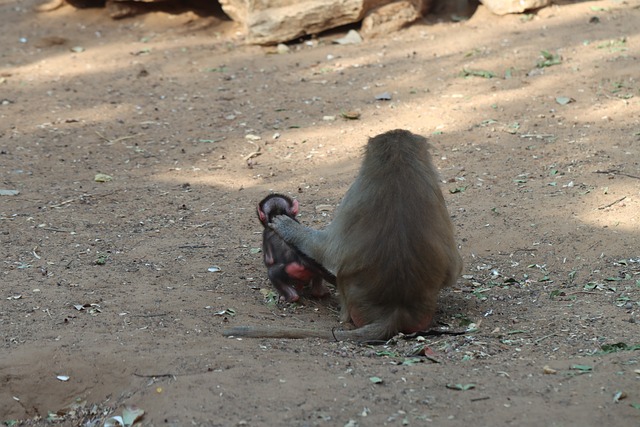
(361, 0, 430, 39)
(479, 0, 550, 15)
(219, 0, 430, 44)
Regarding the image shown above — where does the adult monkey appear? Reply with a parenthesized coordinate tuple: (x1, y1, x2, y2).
(224, 129, 462, 341)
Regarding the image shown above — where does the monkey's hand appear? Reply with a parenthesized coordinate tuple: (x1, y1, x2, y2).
(269, 215, 302, 244)
(270, 215, 332, 272)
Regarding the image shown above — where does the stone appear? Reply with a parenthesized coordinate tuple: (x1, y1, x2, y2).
(219, 0, 430, 45)
(361, 0, 430, 39)
(479, 0, 550, 15)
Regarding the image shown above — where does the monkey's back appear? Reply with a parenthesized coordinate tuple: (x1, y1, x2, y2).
(332, 129, 462, 333)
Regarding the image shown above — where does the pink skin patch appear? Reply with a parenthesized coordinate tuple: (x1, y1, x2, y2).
(402, 315, 433, 334)
(349, 308, 367, 328)
(284, 262, 314, 282)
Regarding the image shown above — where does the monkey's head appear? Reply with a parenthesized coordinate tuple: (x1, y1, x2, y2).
(257, 194, 299, 226)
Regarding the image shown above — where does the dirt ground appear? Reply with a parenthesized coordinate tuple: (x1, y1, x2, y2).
(1, 0, 639, 425)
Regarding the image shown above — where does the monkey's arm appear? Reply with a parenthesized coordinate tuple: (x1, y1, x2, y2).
(270, 215, 335, 274)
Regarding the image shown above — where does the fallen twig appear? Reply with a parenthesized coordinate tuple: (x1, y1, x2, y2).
(593, 169, 640, 180)
(133, 373, 176, 378)
(243, 151, 262, 161)
(520, 134, 556, 139)
(43, 227, 72, 233)
(534, 333, 556, 344)
(49, 192, 116, 209)
(130, 313, 169, 317)
(49, 199, 74, 208)
(598, 196, 626, 210)
(96, 131, 143, 144)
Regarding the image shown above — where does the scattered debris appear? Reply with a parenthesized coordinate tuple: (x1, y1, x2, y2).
(104, 405, 145, 427)
(340, 111, 361, 120)
(94, 173, 113, 182)
(555, 96, 574, 105)
(213, 308, 236, 317)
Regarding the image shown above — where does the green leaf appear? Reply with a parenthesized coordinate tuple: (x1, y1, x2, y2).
(340, 111, 361, 120)
(596, 37, 627, 51)
(461, 68, 497, 79)
(205, 66, 227, 73)
(446, 383, 475, 391)
(536, 50, 562, 68)
(402, 357, 423, 366)
(549, 290, 563, 299)
(555, 96, 573, 105)
(94, 173, 113, 182)
(369, 376, 383, 384)
(375, 350, 398, 357)
(122, 405, 145, 426)
(599, 342, 640, 354)
(260, 289, 279, 306)
(504, 68, 513, 79)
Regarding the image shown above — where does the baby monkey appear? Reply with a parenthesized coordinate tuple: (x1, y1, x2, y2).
(257, 194, 335, 302)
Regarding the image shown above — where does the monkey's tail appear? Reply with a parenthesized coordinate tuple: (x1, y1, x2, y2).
(331, 322, 391, 342)
(223, 322, 394, 342)
(222, 325, 334, 340)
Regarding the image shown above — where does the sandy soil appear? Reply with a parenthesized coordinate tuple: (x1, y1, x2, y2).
(1, 0, 639, 425)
